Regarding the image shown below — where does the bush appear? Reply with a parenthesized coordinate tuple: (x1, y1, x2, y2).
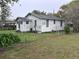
(0, 33, 20, 48)
(64, 26, 70, 34)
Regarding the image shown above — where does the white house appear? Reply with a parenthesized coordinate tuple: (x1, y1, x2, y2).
(16, 11, 65, 33)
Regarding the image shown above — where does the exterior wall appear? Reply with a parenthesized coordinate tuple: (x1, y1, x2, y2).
(16, 21, 31, 32)
(16, 23, 19, 31)
(53, 21, 65, 31)
(16, 19, 21, 31)
(41, 20, 52, 32)
(26, 15, 42, 32)
(41, 20, 65, 32)
(16, 15, 65, 33)
(26, 15, 65, 32)
(20, 21, 30, 32)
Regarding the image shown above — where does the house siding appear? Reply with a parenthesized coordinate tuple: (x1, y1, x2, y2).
(16, 15, 65, 33)
(16, 21, 31, 32)
(41, 20, 52, 32)
(26, 15, 65, 32)
(41, 20, 65, 32)
(26, 15, 42, 32)
(20, 21, 30, 32)
(16, 23, 19, 31)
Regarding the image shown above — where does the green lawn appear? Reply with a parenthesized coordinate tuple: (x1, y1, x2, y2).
(0, 30, 79, 59)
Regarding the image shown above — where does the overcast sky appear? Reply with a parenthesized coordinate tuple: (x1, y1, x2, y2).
(10, 0, 72, 19)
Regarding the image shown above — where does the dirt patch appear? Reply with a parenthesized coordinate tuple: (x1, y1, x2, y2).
(0, 48, 5, 54)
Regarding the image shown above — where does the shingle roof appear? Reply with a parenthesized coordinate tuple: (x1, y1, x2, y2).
(26, 13, 64, 21)
(15, 17, 27, 21)
(16, 12, 64, 22)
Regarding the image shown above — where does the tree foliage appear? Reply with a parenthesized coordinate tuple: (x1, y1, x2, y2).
(32, 10, 46, 15)
(0, 0, 19, 21)
(57, 0, 79, 32)
(64, 26, 70, 34)
(1, 4, 11, 21)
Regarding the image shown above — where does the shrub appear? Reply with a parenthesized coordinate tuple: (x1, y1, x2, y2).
(0, 33, 20, 48)
(64, 26, 70, 34)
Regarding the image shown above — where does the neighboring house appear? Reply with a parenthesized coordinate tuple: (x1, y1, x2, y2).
(16, 12, 65, 33)
(0, 20, 16, 30)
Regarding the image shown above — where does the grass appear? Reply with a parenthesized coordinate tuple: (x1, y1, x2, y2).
(0, 30, 79, 59)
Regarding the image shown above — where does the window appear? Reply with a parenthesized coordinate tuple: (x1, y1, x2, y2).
(60, 21, 63, 27)
(26, 21, 29, 24)
(20, 21, 23, 24)
(54, 20, 55, 24)
(46, 20, 49, 27)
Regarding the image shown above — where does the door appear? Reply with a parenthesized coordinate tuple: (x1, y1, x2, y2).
(34, 20, 37, 32)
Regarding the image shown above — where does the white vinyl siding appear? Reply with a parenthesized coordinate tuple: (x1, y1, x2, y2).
(16, 15, 65, 33)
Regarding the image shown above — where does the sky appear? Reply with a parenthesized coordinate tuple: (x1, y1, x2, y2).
(10, 0, 72, 19)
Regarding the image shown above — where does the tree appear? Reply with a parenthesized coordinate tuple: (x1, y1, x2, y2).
(53, 5, 68, 18)
(0, 0, 19, 21)
(32, 10, 46, 15)
(58, 1, 79, 32)
(1, 4, 11, 21)
(53, 13, 61, 18)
